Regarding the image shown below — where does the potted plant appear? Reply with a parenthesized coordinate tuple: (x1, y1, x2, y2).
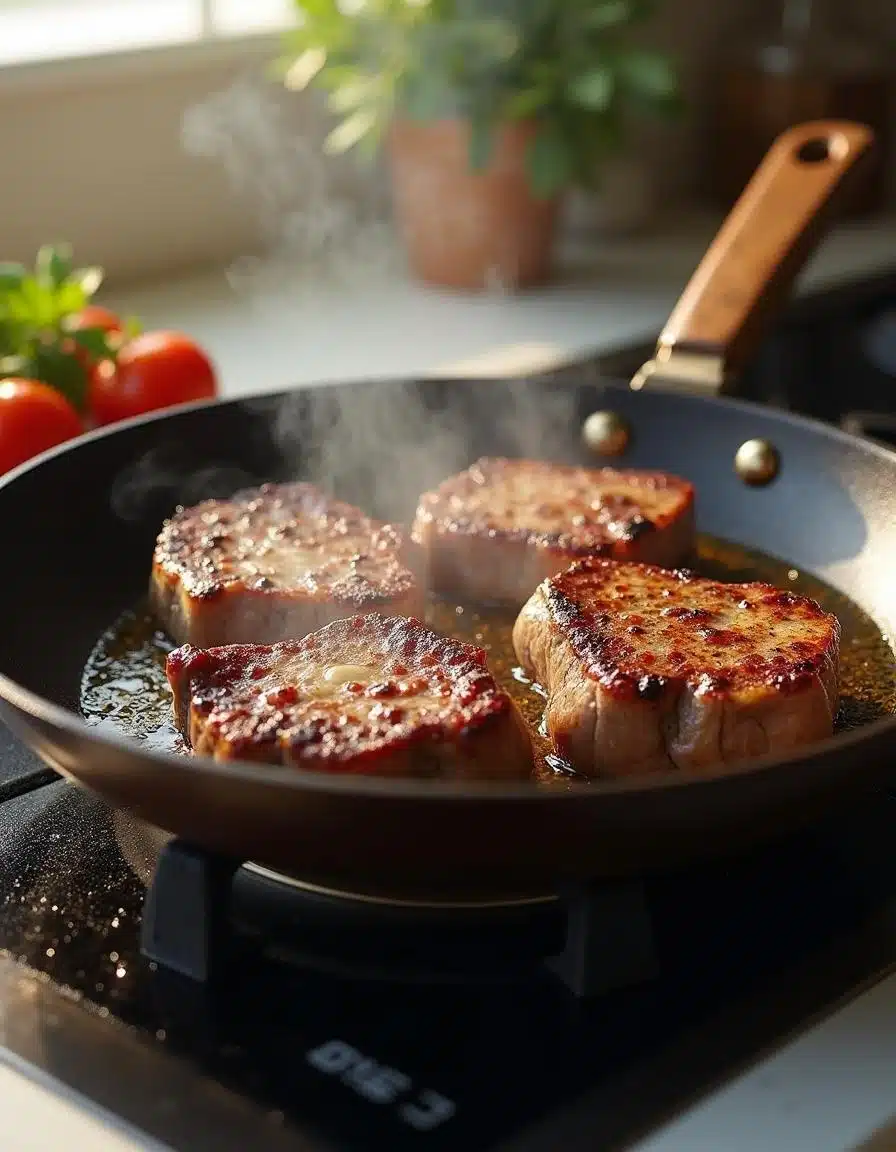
(278, 0, 679, 292)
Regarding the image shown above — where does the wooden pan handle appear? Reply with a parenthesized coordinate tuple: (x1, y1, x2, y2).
(658, 120, 875, 382)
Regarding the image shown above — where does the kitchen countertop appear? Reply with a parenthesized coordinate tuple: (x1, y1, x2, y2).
(628, 967, 896, 1152)
(106, 211, 896, 396)
(5, 211, 896, 1151)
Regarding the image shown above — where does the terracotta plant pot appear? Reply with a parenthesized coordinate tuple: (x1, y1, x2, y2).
(387, 118, 560, 292)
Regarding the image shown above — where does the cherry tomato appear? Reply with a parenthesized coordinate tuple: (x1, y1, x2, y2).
(0, 378, 83, 475)
(69, 305, 123, 337)
(64, 305, 125, 372)
(88, 331, 217, 427)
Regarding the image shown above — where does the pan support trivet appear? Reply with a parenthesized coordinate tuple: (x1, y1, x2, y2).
(140, 840, 659, 999)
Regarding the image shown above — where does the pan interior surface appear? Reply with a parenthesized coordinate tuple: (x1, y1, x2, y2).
(80, 534, 896, 786)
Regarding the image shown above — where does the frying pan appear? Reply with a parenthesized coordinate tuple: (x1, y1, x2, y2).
(0, 120, 893, 902)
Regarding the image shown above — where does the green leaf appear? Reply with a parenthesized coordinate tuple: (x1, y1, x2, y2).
(468, 116, 493, 171)
(462, 17, 518, 62)
(123, 315, 142, 339)
(324, 108, 378, 154)
(617, 50, 677, 100)
(0, 241, 134, 406)
(328, 76, 376, 114)
(585, 0, 635, 30)
(36, 243, 73, 288)
(591, 104, 625, 154)
(10, 276, 56, 328)
(68, 326, 117, 361)
(525, 122, 573, 198)
(283, 47, 327, 90)
(403, 70, 457, 120)
(30, 343, 89, 412)
(623, 0, 659, 20)
(529, 59, 560, 86)
(293, 0, 341, 20)
(505, 85, 549, 119)
(315, 63, 364, 93)
(71, 266, 104, 298)
(0, 353, 28, 378)
(567, 67, 614, 110)
(54, 281, 89, 317)
(0, 263, 27, 295)
(648, 86, 685, 119)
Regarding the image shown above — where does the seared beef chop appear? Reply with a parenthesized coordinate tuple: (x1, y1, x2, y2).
(152, 482, 422, 647)
(167, 613, 533, 779)
(412, 458, 694, 605)
(513, 559, 840, 777)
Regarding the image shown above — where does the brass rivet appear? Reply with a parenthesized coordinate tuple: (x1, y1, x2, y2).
(735, 438, 780, 486)
(583, 410, 631, 457)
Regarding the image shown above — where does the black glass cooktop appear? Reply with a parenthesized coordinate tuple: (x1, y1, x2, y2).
(0, 771, 894, 1152)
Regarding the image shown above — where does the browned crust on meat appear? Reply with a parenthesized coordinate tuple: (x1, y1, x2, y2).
(151, 482, 423, 645)
(166, 614, 533, 780)
(412, 458, 695, 559)
(512, 558, 841, 777)
(543, 559, 839, 702)
(411, 458, 695, 605)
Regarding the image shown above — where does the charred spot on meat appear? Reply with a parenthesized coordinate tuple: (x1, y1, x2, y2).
(512, 558, 841, 778)
(411, 458, 695, 606)
(166, 613, 534, 780)
(151, 482, 423, 648)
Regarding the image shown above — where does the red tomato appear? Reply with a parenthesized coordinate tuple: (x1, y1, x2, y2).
(69, 305, 123, 336)
(0, 378, 84, 475)
(65, 305, 125, 371)
(88, 331, 217, 427)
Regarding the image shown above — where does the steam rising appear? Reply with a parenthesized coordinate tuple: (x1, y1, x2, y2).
(253, 378, 580, 523)
(111, 448, 261, 524)
(180, 74, 400, 298)
(104, 76, 585, 528)
(110, 379, 581, 528)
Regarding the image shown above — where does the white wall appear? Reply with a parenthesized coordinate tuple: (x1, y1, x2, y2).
(0, 44, 308, 283)
(0, 0, 892, 287)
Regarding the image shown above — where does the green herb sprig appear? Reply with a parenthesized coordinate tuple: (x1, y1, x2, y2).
(0, 244, 136, 411)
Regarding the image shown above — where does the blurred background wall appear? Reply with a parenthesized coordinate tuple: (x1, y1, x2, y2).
(0, 0, 891, 284)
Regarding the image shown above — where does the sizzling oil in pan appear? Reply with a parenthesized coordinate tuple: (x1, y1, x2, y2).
(80, 536, 896, 782)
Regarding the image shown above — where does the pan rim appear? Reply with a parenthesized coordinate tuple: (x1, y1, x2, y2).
(3, 373, 896, 489)
(1, 376, 895, 803)
(2, 658, 894, 804)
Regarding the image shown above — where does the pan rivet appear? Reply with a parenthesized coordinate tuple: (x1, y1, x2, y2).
(735, 438, 780, 486)
(583, 411, 631, 457)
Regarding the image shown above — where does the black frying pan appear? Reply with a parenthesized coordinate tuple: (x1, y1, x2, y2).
(0, 120, 893, 901)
